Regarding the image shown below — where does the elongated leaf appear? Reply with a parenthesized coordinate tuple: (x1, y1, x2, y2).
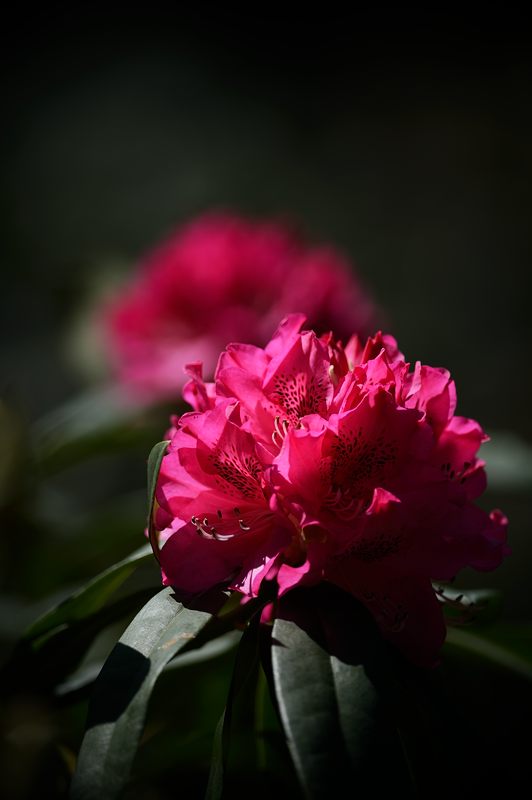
(205, 575, 283, 798)
(166, 630, 241, 671)
(24, 544, 153, 644)
(146, 440, 170, 561)
(271, 616, 380, 795)
(205, 615, 260, 800)
(32, 387, 165, 473)
(33, 388, 138, 447)
(2, 588, 155, 697)
(445, 622, 532, 681)
(56, 630, 241, 702)
(270, 588, 409, 797)
(70, 587, 227, 800)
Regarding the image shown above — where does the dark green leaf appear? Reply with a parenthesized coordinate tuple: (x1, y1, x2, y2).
(2, 588, 155, 697)
(445, 621, 532, 681)
(146, 440, 170, 561)
(57, 630, 241, 703)
(70, 586, 227, 800)
(205, 614, 261, 800)
(166, 629, 241, 671)
(23, 544, 153, 644)
(271, 619, 379, 795)
(270, 587, 409, 798)
(34, 388, 137, 447)
(32, 388, 167, 473)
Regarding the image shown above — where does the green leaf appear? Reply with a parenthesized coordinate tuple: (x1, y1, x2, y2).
(32, 387, 167, 473)
(146, 440, 170, 562)
(270, 587, 409, 797)
(70, 586, 227, 800)
(34, 388, 136, 446)
(2, 588, 155, 696)
(165, 630, 241, 671)
(23, 544, 153, 644)
(205, 614, 261, 800)
(271, 622, 377, 794)
(56, 630, 241, 702)
(445, 621, 532, 681)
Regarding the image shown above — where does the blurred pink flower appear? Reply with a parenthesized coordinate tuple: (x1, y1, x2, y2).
(154, 315, 508, 666)
(104, 214, 376, 401)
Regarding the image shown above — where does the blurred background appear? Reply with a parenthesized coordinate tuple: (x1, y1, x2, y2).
(1, 7, 531, 797)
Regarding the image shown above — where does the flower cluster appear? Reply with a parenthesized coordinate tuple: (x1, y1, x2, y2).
(154, 315, 508, 665)
(104, 214, 375, 400)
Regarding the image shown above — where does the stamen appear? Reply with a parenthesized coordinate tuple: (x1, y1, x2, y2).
(191, 515, 214, 538)
(272, 429, 282, 448)
(272, 415, 290, 449)
(190, 506, 273, 540)
(212, 532, 233, 542)
(323, 487, 364, 520)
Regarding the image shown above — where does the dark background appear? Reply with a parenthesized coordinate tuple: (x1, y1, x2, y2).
(2, 10, 531, 426)
(1, 8, 531, 799)
(2, 8, 531, 607)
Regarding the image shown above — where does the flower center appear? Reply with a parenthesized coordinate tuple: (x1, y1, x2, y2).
(272, 371, 327, 425)
(210, 444, 263, 499)
(331, 428, 398, 494)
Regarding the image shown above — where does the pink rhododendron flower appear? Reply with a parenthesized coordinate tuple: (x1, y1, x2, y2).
(153, 315, 509, 666)
(105, 214, 375, 401)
